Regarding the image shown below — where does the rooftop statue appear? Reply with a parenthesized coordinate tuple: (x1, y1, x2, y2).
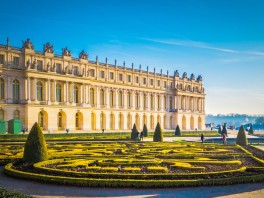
(22, 38, 34, 50)
(79, 50, 88, 60)
(43, 42, 54, 53)
(62, 47, 71, 57)
(175, 70, 179, 77)
(182, 72, 187, 78)
(190, 73, 195, 80)
(197, 75, 203, 81)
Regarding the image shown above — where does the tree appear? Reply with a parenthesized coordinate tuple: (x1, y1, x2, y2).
(248, 124, 254, 134)
(143, 124, 148, 137)
(131, 123, 138, 140)
(153, 122, 163, 142)
(221, 124, 227, 135)
(23, 122, 48, 163)
(175, 125, 181, 136)
(236, 125, 248, 146)
(218, 126, 222, 134)
(255, 117, 264, 124)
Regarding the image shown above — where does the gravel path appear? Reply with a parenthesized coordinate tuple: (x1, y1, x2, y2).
(0, 167, 264, 198)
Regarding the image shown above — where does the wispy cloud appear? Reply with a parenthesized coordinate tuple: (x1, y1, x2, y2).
(140, 37, 264, 56)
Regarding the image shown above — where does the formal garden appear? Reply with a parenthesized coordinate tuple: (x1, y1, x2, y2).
(0, 122, 263, 189)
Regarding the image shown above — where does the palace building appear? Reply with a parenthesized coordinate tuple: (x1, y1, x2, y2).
(0, 38, 205, 132)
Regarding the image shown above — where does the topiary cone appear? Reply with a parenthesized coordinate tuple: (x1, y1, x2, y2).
(236, 125, 248, 146)
(23, 122, 48, 163)
(248, 124, 254, 134)
(153, 122, 163, 142)
(175, 125, 181, 136)
(131, 123, 138, 140)
(218, 126, 222, 134)
(143, 124, 148, 137)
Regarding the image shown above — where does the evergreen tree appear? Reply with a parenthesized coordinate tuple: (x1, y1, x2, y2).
(236, 125, 248, 146)
(248, 124, 254, 134)
(143, 124, 148, 137)
(218, 126, 222, 134)
(131, 123, 139, 140)
(153, 122, 163, 142)
(175, 125, 181, 136)
(23, 122, 48, 163)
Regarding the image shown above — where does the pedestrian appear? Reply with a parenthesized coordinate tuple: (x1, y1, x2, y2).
(22, 125, 26, 134)
(201, 133, 204, 143)
(136, 131, 140, 141)
(66, 128, 69, 134)
(140, 131, 144, 141)
(102, 128, 105, 133)
(222, 133, 227, 144)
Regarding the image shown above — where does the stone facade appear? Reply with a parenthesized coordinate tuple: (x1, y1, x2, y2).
(0, 38, 205, 132)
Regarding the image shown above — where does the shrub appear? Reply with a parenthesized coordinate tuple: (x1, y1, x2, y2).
(221, 125, 227, 135)
(131, 124, 139, 140)
(218, 126, 222, 134)
(23, 122, 48, 163)
(175, 125, 181, 136)
(248, 124, 254, 134)
(143, 124, 148, 137)
(236, 125, 248, 146)
(153, 122, 163, 142)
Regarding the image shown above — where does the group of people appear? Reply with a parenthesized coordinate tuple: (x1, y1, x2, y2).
(136, 131, 144, 141)
(201, 133, 227, 144)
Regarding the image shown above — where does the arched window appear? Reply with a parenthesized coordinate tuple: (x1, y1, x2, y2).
(13, 110, 20, 120)
(119, 113, 123, 130)
(157, 95, 160, 109)
(109, 90, 114, 107)
(127, 113, 132, 129)
(0, 78, 4, 99)
(56, 84, 62, 102)
(150, 94, 154, 109)
(110, 113, 115, 130)
(100, 89, 105, 105)
(75, 113, 79, 128)
(58, 112, 62, 129)
(90, 88, 95, 105)
(100, 113, 105, 130)
(164, 95, 167, 110)
(13, 79, 20, 103)
(150, 115, 154, 129)
(0, 109, 4, 120)
(118, 91, 123, 108)
(127, 92, 131, 107)
(135, 93, 139, 108)
(73, 85, 79, 103)
(143, 94, 147, 109)
(37, 82, 43, 101)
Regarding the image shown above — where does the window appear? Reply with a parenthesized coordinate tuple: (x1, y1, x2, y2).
(90, 69, 95, 77)
(157, 80, 160, 86)
(13, 57, 19, 66)
(13, 80, 20, 103)
(135, 76, 139, 83)
(143, 78, 146, 85)
(13, 110, 20, 120)
(169, 97, 173, 109)
(100, 89, 105, 105)
(135, 93, 139, 108)
(164, 95, 167, 109)
(150, 79, 154, 86)
(157, 95, 160, 109)
(0, 55, 4, 64)
(150, 95, 154, 109)
(37, 60, 43, 71)
(90, 88, 95, 105)
(109, 72, 114, 80)
(0, 109, 4, 120)
(119, 74, 123, 81)
(143, 94, 147, 109)
(37, 82, 43, 101)
(56, 63, 61, 73)
(163, 81, 167, 88)
(118, 91, 123, 107)
(109, 90, 114, 107)
(170, 82, 173, 88)
(100, 71, 105, 78)
(0, 78, 4, 99)
(73, 66, 78, 76)
(56, 84, 62, 102)
(127, 92, 131, 107)
(73, 85, 79, 103)
(127, 75, 131, 82)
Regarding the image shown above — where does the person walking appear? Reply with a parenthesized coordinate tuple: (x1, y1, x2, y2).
(140, 131, 144, 141)
(222, 133, 227, 144)
(201, 133, 204, 143)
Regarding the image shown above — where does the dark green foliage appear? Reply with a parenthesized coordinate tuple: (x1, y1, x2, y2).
(153, 122, 163, 142)
(143, 124, 148, 137)
(248, 124, 254, 134)
(175, 125, 181, 136)
(131, 123, 139, 140)
(221, 125, 227, 135)
(23, 122, 48, 163)
(218, 126, 222, 134)
(0, 188, 33, 198)
(236, 125, 248, 146)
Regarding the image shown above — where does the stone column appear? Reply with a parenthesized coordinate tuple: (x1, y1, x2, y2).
(80, 84, 83, 104)
(27, 77, 31, 102)
(65, 81, 69, 104)
(24, 78, 28, 101)
(47, 79, 51, 104)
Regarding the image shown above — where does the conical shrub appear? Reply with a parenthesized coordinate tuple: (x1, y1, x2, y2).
(23, 122, 48, 163)
(222, 125, 227, 135)
(143, 124, 148, 137)
(153, 122, 163, 142)
(236, 125, 248, 146)
(175, 125, 181, 136)
(131, 123, 138, 140)
(248, 124, 254, 134)
(218, 126, 222, 134)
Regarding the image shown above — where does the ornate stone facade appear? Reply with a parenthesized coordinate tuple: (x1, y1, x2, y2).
(0, 39, 205, 132)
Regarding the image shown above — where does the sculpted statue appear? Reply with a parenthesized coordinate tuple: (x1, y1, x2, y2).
(26, 59, 30, 69)
(197, 75, 203, 81)
(62, 47, 71, 57)
(79, 50, 88, 60)
(190, 73, 195, 80)
(182, 72, 187, 78)
(175, 70, 179, 77)
(22, 38, 34, 50)
(32, 59, 37, 69)
(43, 42, 54, 53)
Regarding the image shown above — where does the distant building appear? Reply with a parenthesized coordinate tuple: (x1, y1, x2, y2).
(0, 38, 205, 132)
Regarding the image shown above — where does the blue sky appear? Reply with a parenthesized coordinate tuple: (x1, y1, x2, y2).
(1, 0, 263, 114)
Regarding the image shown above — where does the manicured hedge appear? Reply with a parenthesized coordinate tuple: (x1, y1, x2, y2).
(0, 188, 33, 198)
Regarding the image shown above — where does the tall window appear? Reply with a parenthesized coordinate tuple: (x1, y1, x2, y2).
(73, 66, 78, 76)
(157, 95, 160, 109)
(56, 84, 62, 102)
(143, 94, 147, 109)
(0, 109, 4, 120)
(37, 60, 43, 71)
(150, 94, 154, 109)
(119, 74, 123, 81)
(127, 75, 131, 82)
(13, 80, 20, 103)
(56, 63, 61, 73)
(164, 95, 167, 110)
(109, 90, 114, 107)
(13, 57, 19, 66)
(100, 71, 105, 78)
(135, 93, 139, 108)
(37, 82, 43, 101)
(143, 78, 146, 85)
(118, 91, 123, 107)
(89, 69, 95, 77)
(135, 76, 139, 83)
(100, 89, 105, 105)
(127, 92, 131, 107)
(0, 78, 4, 99)
(0, 54, 4, 64)
(38, 111, 44, 128)
(90, 88, 95, 105)
(73, 85, 79, 103)
(58, 112, 62, 128)
(169, 97, 173, 109)
(109, 72, 114, 80)
(13, 110, 20, 120)
(75, 113, 79, 128)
